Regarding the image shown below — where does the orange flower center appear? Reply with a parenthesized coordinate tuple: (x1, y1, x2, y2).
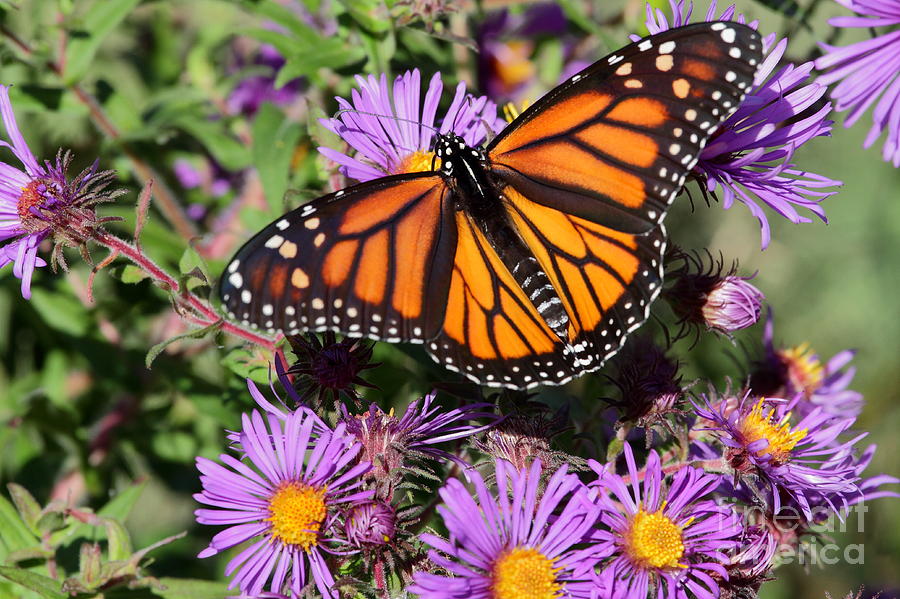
(17, 180, 47, 231)
(394, 150, 439, 174)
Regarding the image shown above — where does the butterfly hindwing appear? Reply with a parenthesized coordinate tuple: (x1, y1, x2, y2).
(426, 210, 580, 388)
(489, 22, 762, 234)
(502, 187, 667, 376)
(219, 173, 456, 343)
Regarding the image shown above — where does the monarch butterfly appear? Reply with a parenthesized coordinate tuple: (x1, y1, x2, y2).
(219, 22, 762, 390)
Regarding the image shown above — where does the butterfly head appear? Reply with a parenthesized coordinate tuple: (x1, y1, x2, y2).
(433, 133, 487, 177)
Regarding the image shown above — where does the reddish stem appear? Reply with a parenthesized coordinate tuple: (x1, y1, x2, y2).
(92, 229, 276, 350)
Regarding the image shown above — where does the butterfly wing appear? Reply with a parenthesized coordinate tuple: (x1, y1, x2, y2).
(219, 173, 456, 343)
(425, 188, 668, 390)
(426, 210, 578, 388)
(488, 22, 763, 234)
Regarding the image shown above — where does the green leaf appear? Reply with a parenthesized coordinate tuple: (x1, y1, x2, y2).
(145, 321, 223, 369)
(173, 116, 251, 171)
(151, 431, 198, 463)
(118, 264, 149, 284)
(0, 567, 66, 599)
(104, 520, 132, 562)
(221, 347, 272, 384)
(252, 103, 303, 214)
(63, 0, 142, 84)
(56, 480, 146, 549)
(179, 244, 212, 291)
(78, 542, 102, 588)
(338, 0, 392, 33)
(274, 38, 365, 86)
(0, 492, 39, 555)
(6, 484, 41, 531)
(29, 288, 91, 337)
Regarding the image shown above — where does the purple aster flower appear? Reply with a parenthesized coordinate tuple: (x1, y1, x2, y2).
(341, 391, 498, 489)
(173, 158, 235, 198)
(803, 443, 899, 522)
(815, 0, 900, 166)
(587, 443, 740, 599)
(747, 312, 864, 419)
(1, 86, 120, 298)
(194, 408, 373, 598)
(636, 2, 840, 248)
(318, 69, 504, 182)
(409, 459, 601, 599)
(694, 393, 864, 518)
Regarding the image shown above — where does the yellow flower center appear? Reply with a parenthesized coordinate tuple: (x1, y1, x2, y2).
(738, 398, 807, 465)
(394, 150, 439, 174)
(266, 482, 327, 551)
(624, 505, 686, 570)
(779, 343, 824, 396)
(491, 546, 562, 599)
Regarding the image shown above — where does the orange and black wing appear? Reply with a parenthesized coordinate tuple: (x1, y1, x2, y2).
(426, 189, 669, 390)
(218, 173, 456, 343)
(426, 210, 579, 388)
(488, 22, 763, 234)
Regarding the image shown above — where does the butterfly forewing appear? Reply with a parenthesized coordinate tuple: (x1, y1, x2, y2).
(489, 22, 763, 233)
(219, 173, 456, 343)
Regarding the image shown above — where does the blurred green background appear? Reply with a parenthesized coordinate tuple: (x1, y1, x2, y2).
(0, 1, 897, 598)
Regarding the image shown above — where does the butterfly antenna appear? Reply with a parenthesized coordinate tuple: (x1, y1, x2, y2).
(332, 109, 440, 135)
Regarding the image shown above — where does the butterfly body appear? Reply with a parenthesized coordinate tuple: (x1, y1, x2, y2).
(219, 22, 763, 389)
(436, 133, 574, 347)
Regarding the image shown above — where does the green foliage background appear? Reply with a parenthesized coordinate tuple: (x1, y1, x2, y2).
(0, 1, 897, 598)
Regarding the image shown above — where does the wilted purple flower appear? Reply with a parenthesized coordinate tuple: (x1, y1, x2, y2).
(285, 332, 379, 407)
(587, 443, 740, 599)
(475, 402, 570, 472)
(409, 460, 600, 599)
(638, 1, 840, 248)
(318, 69, 504, 182)
(604, 337, 683, 435)
(195, 408, 372, 598)
(815, 0, 900, 166)
(341, 391, 498, 485)
(344, 501, 397, 548)
(695, 394, 863, 518)
(747, 313, 864, 419)
(1, 86, 120, 298)
(717, 524, 778, 597)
